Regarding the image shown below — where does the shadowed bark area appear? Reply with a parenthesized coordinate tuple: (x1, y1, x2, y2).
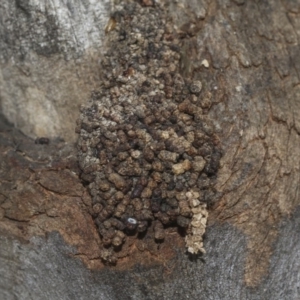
(1, 210, 300, 299)
(1, 0, 300, 299)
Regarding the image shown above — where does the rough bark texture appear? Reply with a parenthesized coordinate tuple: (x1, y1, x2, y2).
(1, 0, 300, 299)
(0, 0, 110, 142)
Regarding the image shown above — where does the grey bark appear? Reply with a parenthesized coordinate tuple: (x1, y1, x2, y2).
(1, 227, 249, 300)
(0, 0, 110, 142)
(1, 0, 300, 299)
(1, 212, 300, 300)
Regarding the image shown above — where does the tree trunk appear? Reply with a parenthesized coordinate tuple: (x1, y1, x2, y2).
(1, 0, 300, 299)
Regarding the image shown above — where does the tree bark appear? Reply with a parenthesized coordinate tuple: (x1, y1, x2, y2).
(0, 0, 110, 142)
(1, 0, 300, 299)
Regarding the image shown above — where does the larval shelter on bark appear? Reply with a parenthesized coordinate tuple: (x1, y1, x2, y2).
(0, 0, 300, 299)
